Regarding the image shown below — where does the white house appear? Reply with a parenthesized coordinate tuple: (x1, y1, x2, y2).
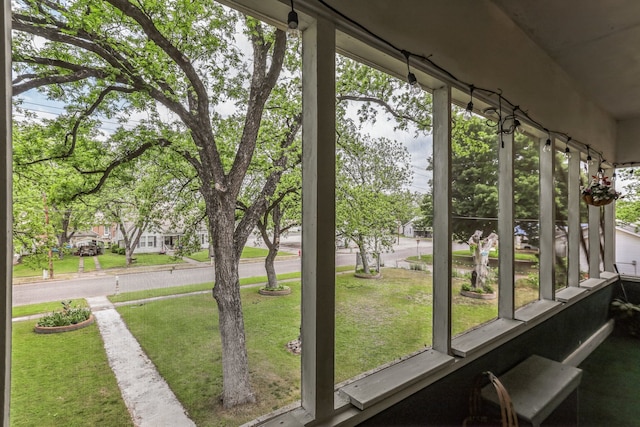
(615, 222, 640, 276)
(112, 224, 210, 254)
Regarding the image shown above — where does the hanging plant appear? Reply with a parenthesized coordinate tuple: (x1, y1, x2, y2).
(581, 171, 622, 206)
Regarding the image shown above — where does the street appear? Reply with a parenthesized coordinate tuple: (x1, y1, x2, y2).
(12, 237, 438, 306)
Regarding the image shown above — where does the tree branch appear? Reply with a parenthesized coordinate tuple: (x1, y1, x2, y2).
(16, 85, 136, 166)
(337, 94, 431, 129)
(71, 138, 171, 200)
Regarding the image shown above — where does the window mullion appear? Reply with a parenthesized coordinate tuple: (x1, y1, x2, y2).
(300, 16, 336, 421)
(432, 86, 452, 354)
(498, 122, 514, 318)
(567, 150, 581, 286)
(1, 1, 12, 422)
(603, 166, 616, 272)
(539, 137, 555, 299)
(588, 161, 601, 279)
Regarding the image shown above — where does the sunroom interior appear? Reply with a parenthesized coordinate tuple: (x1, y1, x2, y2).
(2, 0, 640, 426)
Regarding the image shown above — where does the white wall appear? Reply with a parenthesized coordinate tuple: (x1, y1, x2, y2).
(616, 227, 640, 275)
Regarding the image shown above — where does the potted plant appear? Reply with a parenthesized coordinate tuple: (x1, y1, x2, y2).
(581, 171, 622, 206)
(610, 298, 640, 338)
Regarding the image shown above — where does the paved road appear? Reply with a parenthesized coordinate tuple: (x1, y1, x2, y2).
(12, 239, 434, 306)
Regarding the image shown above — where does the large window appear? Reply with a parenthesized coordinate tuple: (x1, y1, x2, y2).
(514, 134, 540, 308)
(450, 110, 499, 335)
(334, 55, 434, 383)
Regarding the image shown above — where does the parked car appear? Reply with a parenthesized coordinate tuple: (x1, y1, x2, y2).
(75, 242, 103, 257)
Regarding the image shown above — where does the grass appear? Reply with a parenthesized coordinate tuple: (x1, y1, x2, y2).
(12, 299, 88, 318)
(81, 256, 97, 272)
(108, 268, 355, 304)
(408, 250, 538, 264)
(98, 251, 184, 269)
(10, 321, 132, 427)
(184, 250, 213, 262)
(12, 255, 80, 278)
(117, 289, 301, 426)
(115, 267, 539, 426)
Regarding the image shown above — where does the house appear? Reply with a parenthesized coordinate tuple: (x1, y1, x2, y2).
(3, 2, 640, 427)
(111, 223, 210, 254)
(401, 217, 431, 238)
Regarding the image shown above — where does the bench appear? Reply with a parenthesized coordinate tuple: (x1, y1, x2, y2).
(481, 355, 583, 426)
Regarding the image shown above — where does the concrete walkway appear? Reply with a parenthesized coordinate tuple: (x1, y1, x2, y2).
(86, 296, 196, 427)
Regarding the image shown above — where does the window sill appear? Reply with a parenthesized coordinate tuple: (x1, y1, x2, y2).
(556, 286, 588, 303)
(579, 278, 607, 291)
(451, 318, 523, 357)
(515, 299, 563, 323)
(338, 350, 455, 410)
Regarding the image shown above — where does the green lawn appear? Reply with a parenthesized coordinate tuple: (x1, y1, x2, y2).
(408, 250, 538, 264)
(98, 251, 184, 269)
(81, 256, 97, 272)
(108, 267, 354, 304)
(10, 321, 132, 427)
(116, 268, 536, 426)
(186, 247, 281, 262)
(12, 299, 88, 318)
(12, 255, 80, 278)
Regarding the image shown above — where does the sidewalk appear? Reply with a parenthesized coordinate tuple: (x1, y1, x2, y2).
(87, 296, 196, 427)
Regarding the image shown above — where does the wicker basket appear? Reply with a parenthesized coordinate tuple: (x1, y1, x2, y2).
(582, 194, 614, 206)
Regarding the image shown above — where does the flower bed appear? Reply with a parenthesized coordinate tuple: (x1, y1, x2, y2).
(34, 300, 93, 334)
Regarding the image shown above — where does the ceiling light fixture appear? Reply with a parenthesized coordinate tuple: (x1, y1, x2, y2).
(586, 146, 594, 166)
(464, 85, 474, 120)
(287, 0, 299, 37)
(402, 50, 421, 95)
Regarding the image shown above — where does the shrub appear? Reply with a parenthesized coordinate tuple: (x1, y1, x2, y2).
(117, 247, 126, 255)
(525, 272, 539, 288)
(36, 300, 91, 327)
(111, 245, 119, 253)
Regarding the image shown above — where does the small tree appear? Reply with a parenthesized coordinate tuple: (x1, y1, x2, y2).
(336, 122, 413, 274)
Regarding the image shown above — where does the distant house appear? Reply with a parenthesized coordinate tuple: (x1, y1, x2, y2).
(112, 224, 210, 254)
(401, 217, 431, 238)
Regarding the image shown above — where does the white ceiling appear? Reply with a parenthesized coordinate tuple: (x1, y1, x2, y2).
(491, 0, 640, 121)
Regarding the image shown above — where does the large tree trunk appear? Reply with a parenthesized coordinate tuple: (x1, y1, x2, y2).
(211, 208, 255, 408)
(258, 204, 282, 290)
(357, 240, 370, 274)
(264, 244, 279, 289)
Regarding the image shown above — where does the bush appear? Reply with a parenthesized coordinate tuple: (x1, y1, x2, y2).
(117, 247, 126, 255)
(461, 283, 494, 294)
(111, 245, 119, 254)
(36, 300, 91, 327)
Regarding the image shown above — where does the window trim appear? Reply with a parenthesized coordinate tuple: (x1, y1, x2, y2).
(1, 1, 12, 422)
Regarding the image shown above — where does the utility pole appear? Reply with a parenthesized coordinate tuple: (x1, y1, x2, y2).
(43, 193, 54, 279)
